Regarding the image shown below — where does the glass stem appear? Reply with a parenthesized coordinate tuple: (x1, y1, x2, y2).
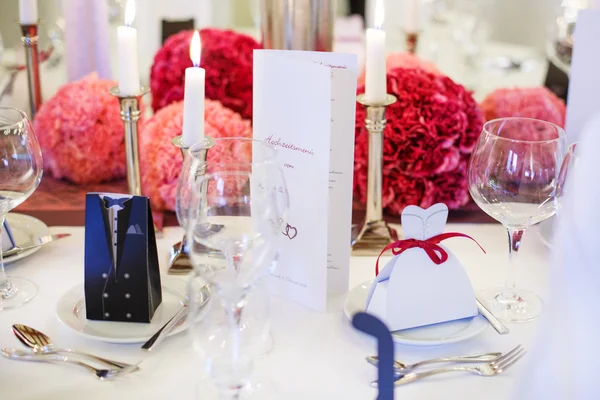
(0, 214, 7, 290)
(501, 228, 525, 301)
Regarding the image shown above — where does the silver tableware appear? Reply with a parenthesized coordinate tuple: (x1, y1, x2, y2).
(12, 324, 135, 370)
(476, 297, 510, 335)
(371, 345, 526, 387)
(1, 348, 139, 380)
(167, 240, 193, 275)
(142, 284, 211, 351)
(4, 233, 71, 257)
(366, 351, 502, 373)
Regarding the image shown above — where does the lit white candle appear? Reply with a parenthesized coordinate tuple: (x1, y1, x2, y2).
(182, 31, 206, 147)
(365, 0, 387, 104)
(404, 0, 421, 34)
(19, 0, 38, 25)
(117, 0, 140, 96)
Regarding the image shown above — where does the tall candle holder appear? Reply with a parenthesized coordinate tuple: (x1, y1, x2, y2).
(352, 94, 398, 256)
(167, 135, 215, 275)
(405, 32, 419, 54)
(109, 86, 149, 196)
(20, 23, 43, 117)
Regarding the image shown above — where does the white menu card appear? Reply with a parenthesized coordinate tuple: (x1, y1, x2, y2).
(565, 9, 600, 144)
(253, 50, 358, 311)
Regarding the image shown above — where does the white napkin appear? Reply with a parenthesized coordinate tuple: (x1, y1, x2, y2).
(514, 114, 600, 399)
(62, 0, 111, 82)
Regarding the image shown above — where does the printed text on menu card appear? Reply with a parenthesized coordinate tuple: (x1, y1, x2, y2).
(253, 50, 357, 311)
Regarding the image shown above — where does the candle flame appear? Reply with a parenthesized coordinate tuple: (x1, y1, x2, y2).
(124, 0, 136, 27)
(190, 30, 201, 67)
(374, 0, 384, 29)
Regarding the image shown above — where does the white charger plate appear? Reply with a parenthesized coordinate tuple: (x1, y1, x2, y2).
(344, 281, 488, 346)
(4, 213, 49, 264)
(57, 278, 193, 344)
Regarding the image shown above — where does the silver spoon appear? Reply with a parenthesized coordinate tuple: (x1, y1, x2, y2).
(12, 324, 136, 370)
(1, 348, 138, 380)
(366, 352, 502, 373)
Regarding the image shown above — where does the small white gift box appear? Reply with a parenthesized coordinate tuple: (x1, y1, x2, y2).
(365, 204, 481, 332)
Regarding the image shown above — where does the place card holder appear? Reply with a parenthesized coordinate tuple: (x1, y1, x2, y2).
(2, 220, 16, 252)
(84, 193, 162, 323)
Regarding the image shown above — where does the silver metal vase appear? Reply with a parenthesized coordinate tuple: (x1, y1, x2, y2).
(260, 0, 335, 52)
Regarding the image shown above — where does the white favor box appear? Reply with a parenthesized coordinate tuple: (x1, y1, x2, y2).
(366, 204, 478, 332)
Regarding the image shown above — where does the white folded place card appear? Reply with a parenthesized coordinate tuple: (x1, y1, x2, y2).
(2, 220, 16, 252)
(366, 204, 478, 331)
(253, 50, 358, 311)
(565, 9, 600, 144)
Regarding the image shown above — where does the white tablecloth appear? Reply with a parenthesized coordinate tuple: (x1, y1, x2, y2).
(0, 223, 549, 399)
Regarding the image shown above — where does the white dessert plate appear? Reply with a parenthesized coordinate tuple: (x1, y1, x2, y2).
(57, 278, 195, 344)
(344, 281, 488, 346)
(4, 213, 50, 264)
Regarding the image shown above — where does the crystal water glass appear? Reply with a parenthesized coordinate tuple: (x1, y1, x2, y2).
(0, 108, 43, 310)
(469, 117, 566, 322)
(185, 139, 288, 398)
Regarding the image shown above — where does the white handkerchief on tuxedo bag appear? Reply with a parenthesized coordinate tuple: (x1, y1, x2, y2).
(366, 204, 478, 331)
(253, 50, 357, 311)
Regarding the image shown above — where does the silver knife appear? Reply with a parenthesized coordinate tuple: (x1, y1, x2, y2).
(4, 234, 71, 257)
(476, 297, 509, 335)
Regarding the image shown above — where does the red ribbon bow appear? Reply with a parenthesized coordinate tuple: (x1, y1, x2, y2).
(375, 232, 486, 276)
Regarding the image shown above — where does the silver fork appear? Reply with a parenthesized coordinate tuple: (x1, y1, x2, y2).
(1, 348, 140, 380)
(371, 345, 526, 387)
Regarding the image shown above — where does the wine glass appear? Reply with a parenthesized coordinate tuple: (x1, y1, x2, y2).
(468, 117, 566, 322)
(186, 144, 287, 398)
(0, 108, 43, 310)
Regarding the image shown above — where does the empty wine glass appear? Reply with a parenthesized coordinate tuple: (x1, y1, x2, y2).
(0, 108, 43, 310)
(186, 143, 288, 398)
(469, 117, 566, 322)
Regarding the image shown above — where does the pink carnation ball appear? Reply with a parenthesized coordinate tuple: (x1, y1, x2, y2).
(139, 99, 252, 218)
(480, 87, 566, 128)
(33, 73, 136, 184)
(357, 52, 441, 86)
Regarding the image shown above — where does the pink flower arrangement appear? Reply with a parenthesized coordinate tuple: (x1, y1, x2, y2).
(357, 52, 441, 86)
(33, 73, 136, 184)
(139, 99, 252, 225)
(150, 28, 260, 119)
(480, 87, 566, 127)
(354, 68, 483, 216)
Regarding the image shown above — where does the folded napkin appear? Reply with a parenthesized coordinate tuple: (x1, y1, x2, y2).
(515, 114, 600, 399)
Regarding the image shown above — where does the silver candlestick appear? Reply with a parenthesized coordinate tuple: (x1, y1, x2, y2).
(352, 94, 399, 256)
(168, 135, 215, 275)
(109, 87, 149, 196)
(20, 23, 43, 117)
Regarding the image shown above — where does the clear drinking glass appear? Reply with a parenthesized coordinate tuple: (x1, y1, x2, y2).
(185, 140, 288, 398)
(0, 108, 43, 310)
(468, 117, 566, 322)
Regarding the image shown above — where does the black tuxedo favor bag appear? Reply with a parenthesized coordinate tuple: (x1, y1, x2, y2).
(84, 194, 162, 323)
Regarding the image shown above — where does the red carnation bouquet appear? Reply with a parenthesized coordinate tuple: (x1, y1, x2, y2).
(150, 28, 260, 119)
(354, 68, 484, 216)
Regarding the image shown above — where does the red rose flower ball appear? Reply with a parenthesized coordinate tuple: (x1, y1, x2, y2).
(33, 73, 134, 184)
(150, 28, 261, 119)
(139, 99, 252, 222)
(480, 87, 566, 127)
(354, 68, 484, 216)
